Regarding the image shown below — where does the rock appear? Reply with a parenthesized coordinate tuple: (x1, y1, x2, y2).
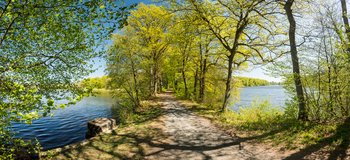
(86, 118, 117, 139)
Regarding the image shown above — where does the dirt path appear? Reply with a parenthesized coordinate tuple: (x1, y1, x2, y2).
(140, 93, 288, 160)
(49, 92, 290, 160)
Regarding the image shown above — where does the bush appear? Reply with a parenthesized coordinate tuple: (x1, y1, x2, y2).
(111, 101, 135, 125)
(219, 100, 284, 131)
(0, 137, 40, 160)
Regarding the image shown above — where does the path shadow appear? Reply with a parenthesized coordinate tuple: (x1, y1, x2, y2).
(45, 100, 166, 159)
(47, 92, 350, 159)
(283, 117, 350, 160)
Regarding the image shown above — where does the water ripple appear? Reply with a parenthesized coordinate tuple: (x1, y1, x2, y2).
(11, 95, 114, 150)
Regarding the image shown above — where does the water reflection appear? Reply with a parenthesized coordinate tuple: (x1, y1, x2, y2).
(11, 94, 115, 150)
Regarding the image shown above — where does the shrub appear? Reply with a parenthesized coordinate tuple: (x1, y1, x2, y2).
(219, 100, 284, 131)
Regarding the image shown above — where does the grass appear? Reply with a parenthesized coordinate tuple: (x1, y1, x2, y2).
(179, 99, 347, 152)
(42, 123, 160, 160)
(41, 99, 164, 160)
(41, 93, 350, 159)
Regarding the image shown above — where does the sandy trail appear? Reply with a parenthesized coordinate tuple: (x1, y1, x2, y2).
(141, 93, 287, 160)
(49, 92, 348, 159)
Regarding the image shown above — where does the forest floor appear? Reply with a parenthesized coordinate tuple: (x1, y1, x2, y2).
(44, 92, 349, 159)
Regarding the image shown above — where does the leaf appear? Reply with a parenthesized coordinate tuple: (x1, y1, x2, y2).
(47, 99, 54, 106)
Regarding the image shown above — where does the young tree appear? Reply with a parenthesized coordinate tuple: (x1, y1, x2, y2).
(170, 17, 197, 98)
(107, 35, 142, 110)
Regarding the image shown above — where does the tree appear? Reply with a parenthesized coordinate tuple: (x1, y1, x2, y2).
(282, 0, 308, 121)
(273, 0, 350, 121)
(173, 0, 284, 112)
(107, 4, 173, 113)
(339, 0, 350, 116)
(169, 17, 196, 98)
(198, 34, 217, 102)
(340, 0, 350, 50)
(80, 76, 110, 89)
(0, 0, 133, 158)
(126, 4, 173, 96)
(107, 34, 142, 110)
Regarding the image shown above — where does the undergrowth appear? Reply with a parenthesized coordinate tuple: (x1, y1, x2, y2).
(111, 99, 163, 126)
(183, 99, 344, 150)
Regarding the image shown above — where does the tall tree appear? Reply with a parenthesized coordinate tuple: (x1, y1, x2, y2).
(126, 4, 173, 96)
(170, 17, 196, 98)
(176, 0, 283, 112)
(107, 35, 142, 110)
(340, 0, 350, 46)
(198, 34, 216, 102)
(339, 0, 350, 116)
(283, 0, 308, 121)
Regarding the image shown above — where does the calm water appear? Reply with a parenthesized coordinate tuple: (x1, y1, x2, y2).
(11, 95, 115, 150)
(230, 85, 289, 111)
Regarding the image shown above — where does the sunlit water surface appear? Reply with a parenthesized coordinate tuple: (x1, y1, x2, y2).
(230, 85, 289, 111)
(11, 95, 115, 150)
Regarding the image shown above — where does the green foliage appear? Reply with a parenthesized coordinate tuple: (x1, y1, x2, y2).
(273, 1, 350, 122)
(0, 0, 134, 158)
(185, 100, 344, 149)
(80, 76, 109, 90)
(219, 100, 283, 130)
(107, 2, 277, 115)
(107, 3, 173, 109)
(283, 98, 299, 120)
(112, 101, 135, 125)
(111, 99, 162, 126)
(234, 76, 270, 87)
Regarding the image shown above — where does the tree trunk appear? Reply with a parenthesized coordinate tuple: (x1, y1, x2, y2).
(341, 0, 350, 45)
(152, 50, 158, 96)
(199, 57, 207, 102)
(340, 0, 350, 116)
(198, 42, 204, 102)
(182, 57, 189, 98)
(221, 54, 234, 112)
(158, 75, 162, 93)
(284, 0, 308, 121)
(153, 67, 158, 96)
(193, 67, 198, 98)
(131, 60, 140, 111)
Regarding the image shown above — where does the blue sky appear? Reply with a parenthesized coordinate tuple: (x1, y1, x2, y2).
(88, 0, 283, 82)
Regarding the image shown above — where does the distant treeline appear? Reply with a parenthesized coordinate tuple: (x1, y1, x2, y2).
(80, 76, 278, 89)
(234, 76, 280, 87)
(80, 76, 109, 89)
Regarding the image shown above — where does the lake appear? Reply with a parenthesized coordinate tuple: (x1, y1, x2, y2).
(12, 85, 288, 150)
(11, 95, 115, 150)
(230, 85, 289, 111)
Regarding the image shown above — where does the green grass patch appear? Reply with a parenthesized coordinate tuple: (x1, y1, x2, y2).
(182, 99, 346, 150)
(43, 98, 164, 159)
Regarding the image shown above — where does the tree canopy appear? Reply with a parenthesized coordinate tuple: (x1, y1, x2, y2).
(107, 0, 350, 123)
(0, 0, 134, 158)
